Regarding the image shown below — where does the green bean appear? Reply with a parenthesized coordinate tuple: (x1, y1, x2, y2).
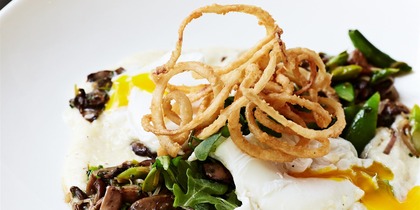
(116, 166, 150, 183)
(343, 105, 361, 127)
(142, 167, 161, 192)
(348, 29, 411, 72)
(390, 61, 412, 73)
(331, 65, 362, 81)
(326, 51, 348, 71)
(410, 105, 420, 153)
(344, 92, 380, 154)
(370, 68, 399, 84)
(334, 82, 355, 102)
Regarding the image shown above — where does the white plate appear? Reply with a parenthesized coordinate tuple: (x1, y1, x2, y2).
(1, 0, 419, 209)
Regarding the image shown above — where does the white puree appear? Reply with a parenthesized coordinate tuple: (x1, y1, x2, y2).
(62, 49, 241, 192)
(62, 108, 146, 191)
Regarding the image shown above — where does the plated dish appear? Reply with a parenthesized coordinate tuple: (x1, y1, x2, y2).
(1, 1, 420, 210)
(62, 4, 420, 210)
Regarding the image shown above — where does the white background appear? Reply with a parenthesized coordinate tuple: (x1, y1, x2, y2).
(1, 0, 419, 209)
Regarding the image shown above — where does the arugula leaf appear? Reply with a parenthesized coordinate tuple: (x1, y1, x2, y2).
(225, 190, 242, 207)
(194, 203, 215, 210)
(188, 133, 202, 149)
(156, 155, 171, 170)
(154, 156, 240, 210)
(220, 124, 230, 137)
(156, 156, 181, 191)
(173, 169, 237, 210)
(194, 133, 225, 161)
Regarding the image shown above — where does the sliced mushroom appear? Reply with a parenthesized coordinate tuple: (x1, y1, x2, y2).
(378, 99, 410, 127)
(383, 129, 397, 155)
(99, 186, 122, 210)
(354, 77, 374, 103)
(87, 68, 125, 91)
(70, 186, 88, 200)
(131, 141, 157, 158)
(74, 202, 89, 210)
(87, 70, 114, 82)
(396, 119, 420, 157)
(138, 159, 155, 167)
(95, 161, 136, 179)
(203, 162, 233, 184)
(86, 174, 97, 195)
(120, 185, 146, 203)
(93, 179, 106, 204)
(90, 197, 103, 210)
(95, 167, 121, 180)
(129, 195, 176, 210)
(348, 49, 371, 74)
(374, 78, 399, 101)
(69, 67, 124, 122)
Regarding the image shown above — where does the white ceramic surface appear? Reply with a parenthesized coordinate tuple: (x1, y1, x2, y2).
(1, 0, 419, 209)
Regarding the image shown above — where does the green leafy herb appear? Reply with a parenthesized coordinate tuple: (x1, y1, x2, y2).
(188, 132, 202, 149)
(173, 169, 237, 210)
(256, 120, 282, 138)
(154, 156, 240, 210)
(194, 133, 225, 161)
(224, 96, 235, 108)
(220, 124, 230, 137)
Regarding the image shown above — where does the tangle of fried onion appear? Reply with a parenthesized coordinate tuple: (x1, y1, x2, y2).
(141, 4, 345, 161)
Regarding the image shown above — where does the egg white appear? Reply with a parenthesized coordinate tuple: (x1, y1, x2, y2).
(213, 138, 365, 210)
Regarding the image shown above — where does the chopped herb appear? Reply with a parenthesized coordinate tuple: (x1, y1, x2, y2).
(86, 165, 103, 179)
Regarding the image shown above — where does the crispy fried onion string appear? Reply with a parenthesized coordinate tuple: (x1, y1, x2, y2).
(141, 4, 345, 160)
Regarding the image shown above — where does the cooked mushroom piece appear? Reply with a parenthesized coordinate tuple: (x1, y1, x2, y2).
(91, 197, 103, 210)
(85, 90, 109, 107)
(73, 202, 89, 210)
(70, 186, 88, 200)
(95, 166, 121, 180)
(203, 162, 233, 184)
(354, 77, 374, 103)
(86, 174, 98, 195)
(69, 67, 125, 122)
(129, 195, 177, 210)
(378, 99, 410, 127)
(348, 49, 371, 74)
(87, 70, 114, 83)
(87, 68, 125, 91)
(131, 141, 157, 158)
(138, 159, 155, 167)
(121, 185, 146, 203)
(93, 179, 106, 204)
(100, 186, 122, 210)
(95, 161, 136, 180)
